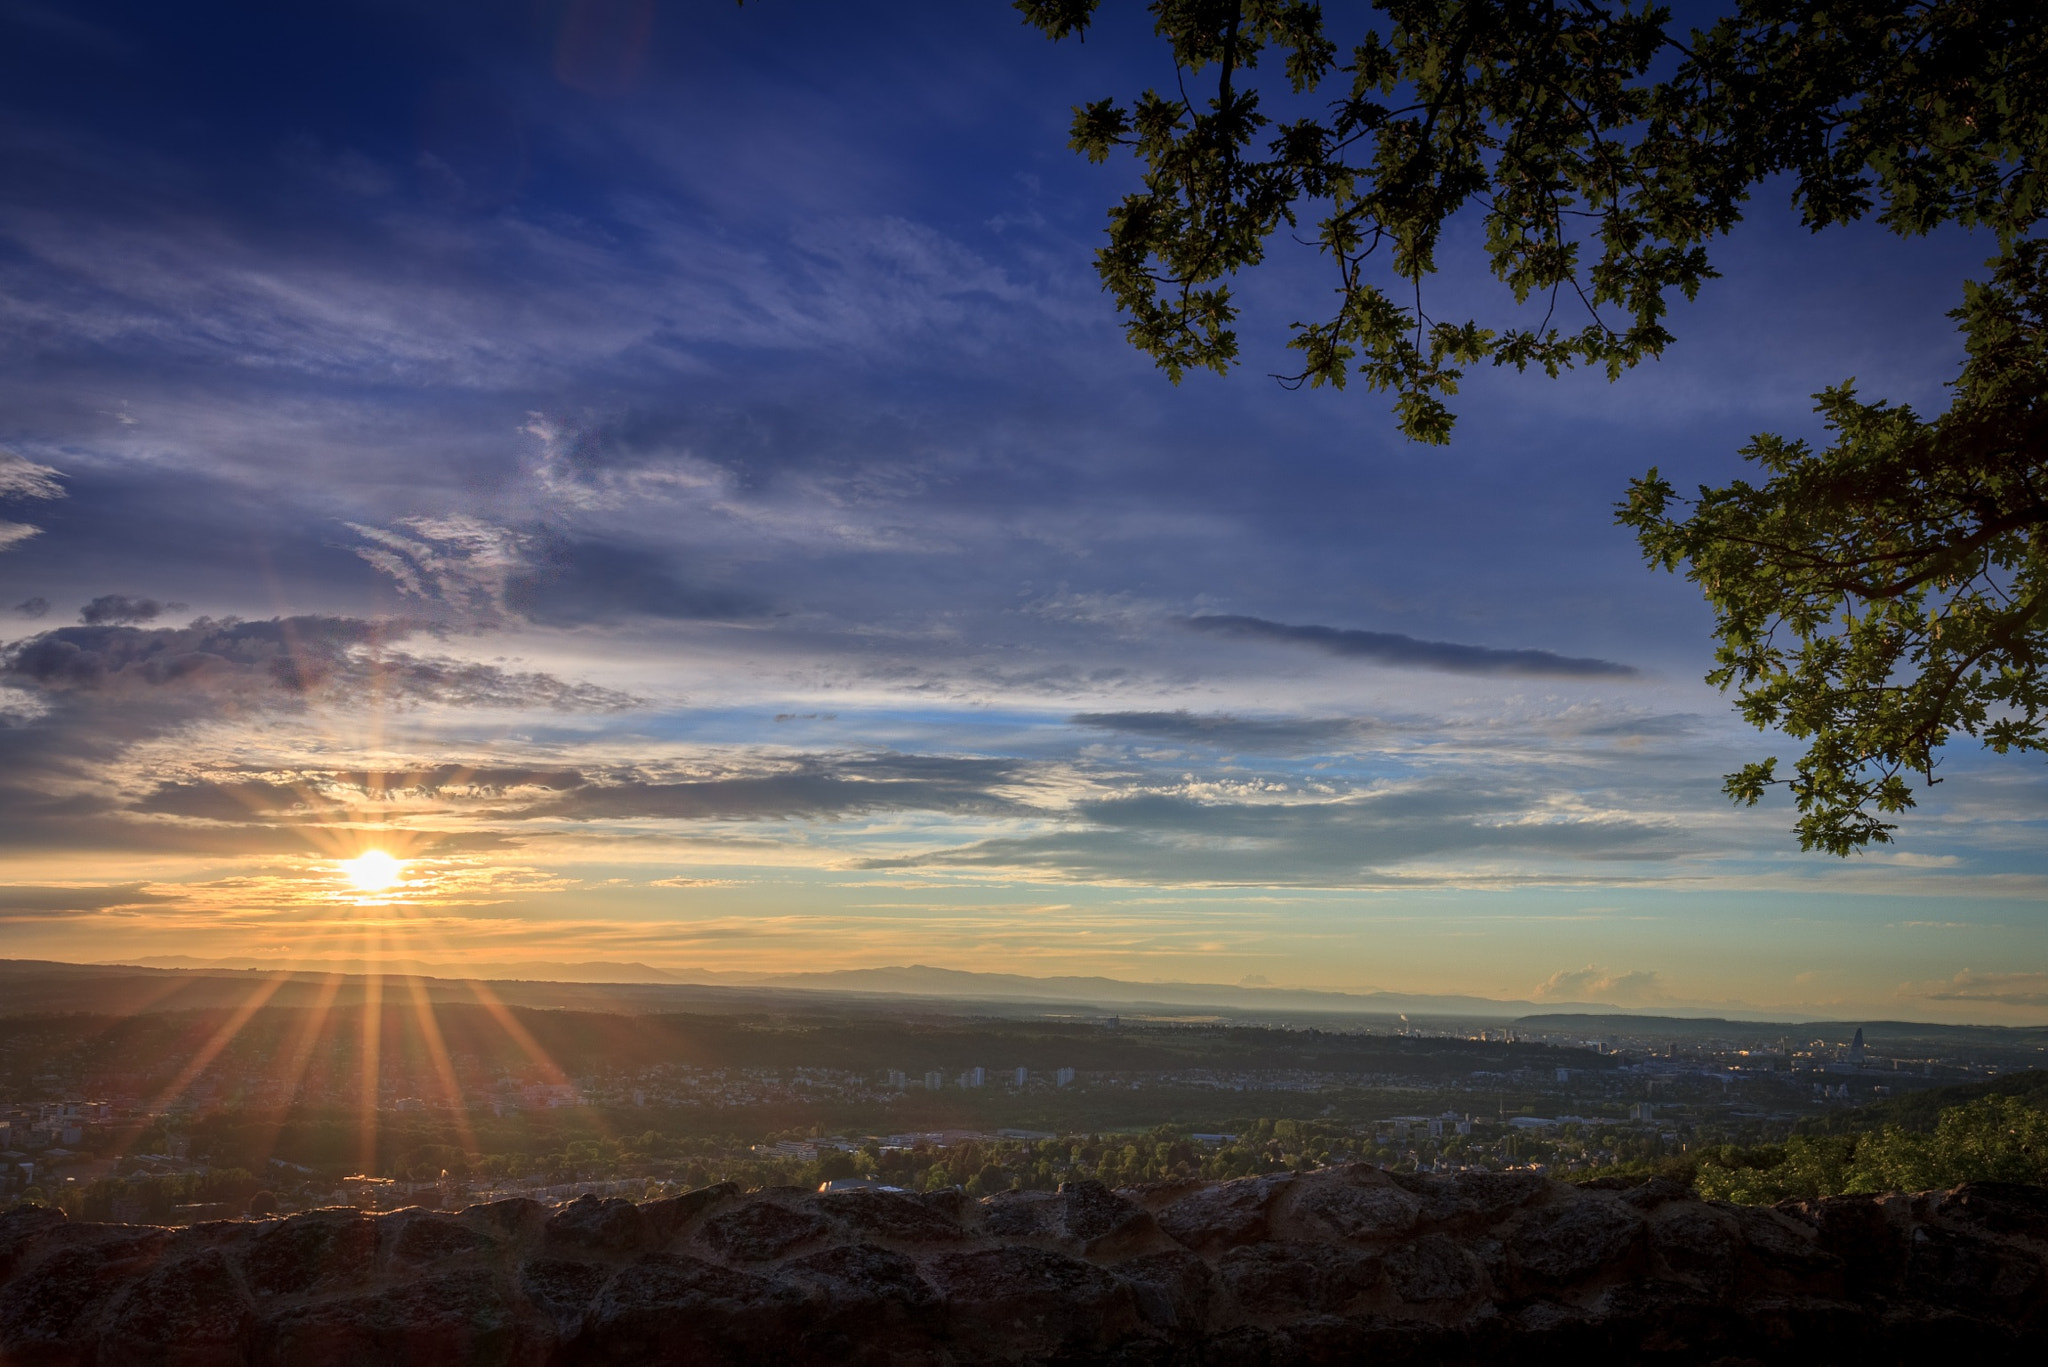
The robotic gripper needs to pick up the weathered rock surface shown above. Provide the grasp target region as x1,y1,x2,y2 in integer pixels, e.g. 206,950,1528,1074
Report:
3,1167,2044,1365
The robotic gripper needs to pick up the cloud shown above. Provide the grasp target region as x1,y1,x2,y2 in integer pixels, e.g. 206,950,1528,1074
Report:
527,755,1033,823
1070,711,1376,752
124,756,1029,830
0,617,636,854
0,453,64,552
14,597,50,619
503,532,763,625
79,593,178,625
1180,615,1639,678
1907,969,2048,1008
862,780,1684,886
134,766,592,820
323,766,590,795
350,519,763,626
0,452,65,501
369,655,640,711
4,615,383,695
1573,714,1698,738
132,779,313,820
0,883,175,916
346,517,524,618
1531,964,1670,1005
0,616,634,710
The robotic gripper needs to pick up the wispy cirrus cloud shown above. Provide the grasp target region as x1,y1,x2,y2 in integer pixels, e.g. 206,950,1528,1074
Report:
0,450,64,553
348,517,765,627
0,451,64,502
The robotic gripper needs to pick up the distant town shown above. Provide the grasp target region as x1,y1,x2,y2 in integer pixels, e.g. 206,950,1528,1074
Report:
5,975,2037,1222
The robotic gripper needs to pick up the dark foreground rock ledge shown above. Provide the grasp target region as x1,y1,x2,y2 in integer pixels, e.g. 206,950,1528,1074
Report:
4,1166,2045,1365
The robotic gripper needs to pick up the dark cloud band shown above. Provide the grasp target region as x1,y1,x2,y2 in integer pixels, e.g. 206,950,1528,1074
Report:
1070,710,1374,751
0,883,174,916
1179,615,1639,679
79,593,178,626
1,616,636,710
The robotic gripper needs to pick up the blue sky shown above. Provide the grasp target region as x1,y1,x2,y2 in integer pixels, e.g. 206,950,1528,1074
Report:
0,0,2042,1022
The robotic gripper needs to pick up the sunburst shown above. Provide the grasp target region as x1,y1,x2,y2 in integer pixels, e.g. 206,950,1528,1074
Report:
340,849,405,893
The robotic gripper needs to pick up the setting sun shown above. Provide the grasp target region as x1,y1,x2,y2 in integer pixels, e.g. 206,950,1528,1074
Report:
340,850,405,893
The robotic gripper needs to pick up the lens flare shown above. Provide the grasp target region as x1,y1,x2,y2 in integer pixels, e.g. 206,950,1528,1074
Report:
341,850,405,893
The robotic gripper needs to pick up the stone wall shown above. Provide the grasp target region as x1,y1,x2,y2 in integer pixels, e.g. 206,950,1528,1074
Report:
2,1164,2044,1364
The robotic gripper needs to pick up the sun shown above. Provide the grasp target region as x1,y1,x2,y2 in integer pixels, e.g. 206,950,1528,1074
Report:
340,850,405,893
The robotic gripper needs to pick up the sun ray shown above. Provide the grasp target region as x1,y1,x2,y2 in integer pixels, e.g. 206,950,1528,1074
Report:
356,922,384,1174
397,905,590,1102
272,969,346,1092
229,911,361,1170
456,976,574,1088
366,898,614,1164
401,972,478,1164
123,968,296,1152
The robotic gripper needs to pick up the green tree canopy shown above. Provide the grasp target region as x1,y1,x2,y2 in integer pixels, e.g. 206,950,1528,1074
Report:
1019,0,2044,439
1695,1096,2048,1201
1021,1,2047,849
1621,243,2048,853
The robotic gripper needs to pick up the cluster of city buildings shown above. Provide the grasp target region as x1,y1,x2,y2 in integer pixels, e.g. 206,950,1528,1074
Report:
877,1067,1079,1091
0,1099,112,1151
0,1099,120,1199
540,1063,1092,1110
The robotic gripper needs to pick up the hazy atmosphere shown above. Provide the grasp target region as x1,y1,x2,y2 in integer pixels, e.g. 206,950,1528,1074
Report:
1,0,2042,1023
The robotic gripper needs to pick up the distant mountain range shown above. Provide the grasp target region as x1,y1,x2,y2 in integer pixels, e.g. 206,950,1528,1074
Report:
130,955,706,986
122,954,1783,1021
5,957,2037,1052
